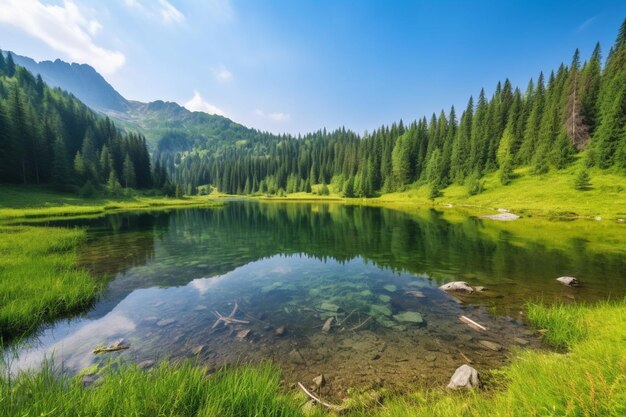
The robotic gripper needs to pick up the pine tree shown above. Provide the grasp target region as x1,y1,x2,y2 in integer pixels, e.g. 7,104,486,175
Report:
499,158,514,185
5,52,15,77
51,136,71,190
122,153,136,188
574,169,592,190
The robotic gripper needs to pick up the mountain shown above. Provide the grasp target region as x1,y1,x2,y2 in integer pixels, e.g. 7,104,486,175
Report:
7,52,129,113
3,51,264,153
0,55,155,191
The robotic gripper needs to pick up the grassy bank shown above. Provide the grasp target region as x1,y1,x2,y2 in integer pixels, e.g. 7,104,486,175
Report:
254,165,626,220
2,300,624,416
0,185,223,339
0,226,97,340
0,185,221,220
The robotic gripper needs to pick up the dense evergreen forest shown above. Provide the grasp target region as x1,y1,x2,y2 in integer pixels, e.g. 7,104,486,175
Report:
0,52,169,195
161,20,626,197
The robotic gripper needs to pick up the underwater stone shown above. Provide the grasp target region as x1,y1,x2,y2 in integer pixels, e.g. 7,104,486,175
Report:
378,294,391,303
478,340,502,351
369,304,392,317
383,284,397,292
289,349,305,364
439,281,474,293
392,311,424,324
319,302,341,312
556,276,579,287
312,374,326,388
156,318,176,327
137,360,155,369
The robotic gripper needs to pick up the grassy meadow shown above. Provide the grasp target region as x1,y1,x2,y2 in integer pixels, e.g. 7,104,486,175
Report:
0,226,97,340
258,161,626,220
0,185,222,220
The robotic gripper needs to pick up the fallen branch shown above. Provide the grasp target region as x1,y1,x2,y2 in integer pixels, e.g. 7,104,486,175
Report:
458,350,472,363
211,302,250,329
348,315,373,332
337,309,358,326
460,315,488,332
322,317,334,332
297,382,344,412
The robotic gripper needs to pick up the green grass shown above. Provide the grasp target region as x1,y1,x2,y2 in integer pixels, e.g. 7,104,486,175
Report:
2,300,625,416
0,361,315,417
0,185,221,220
0,226,98,340
370,163,626,220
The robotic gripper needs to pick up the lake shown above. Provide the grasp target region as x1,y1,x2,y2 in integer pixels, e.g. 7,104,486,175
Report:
6,201,626,397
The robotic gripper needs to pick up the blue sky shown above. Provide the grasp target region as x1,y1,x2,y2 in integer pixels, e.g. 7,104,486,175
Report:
0,1,625,134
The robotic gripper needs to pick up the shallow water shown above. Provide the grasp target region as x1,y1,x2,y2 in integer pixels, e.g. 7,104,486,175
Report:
6,201,626,397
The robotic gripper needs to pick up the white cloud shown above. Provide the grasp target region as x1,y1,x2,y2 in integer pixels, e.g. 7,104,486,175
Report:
0,0,125,74
578,15,599,32
212,64,233,82
184,91,226,116
123,0,185,25
269,112,290,121
253,109,290,122
158,0,184,24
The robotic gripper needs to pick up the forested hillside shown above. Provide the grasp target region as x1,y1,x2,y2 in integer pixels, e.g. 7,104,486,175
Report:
0,52,169,194
163,20,626,197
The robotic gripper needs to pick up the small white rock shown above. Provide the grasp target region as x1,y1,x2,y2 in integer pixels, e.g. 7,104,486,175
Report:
556,276,579,287
447,364,481,390
440,281,474,293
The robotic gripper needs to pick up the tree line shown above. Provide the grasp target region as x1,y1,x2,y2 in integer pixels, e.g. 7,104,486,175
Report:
161,20,626,197
0,52,171,195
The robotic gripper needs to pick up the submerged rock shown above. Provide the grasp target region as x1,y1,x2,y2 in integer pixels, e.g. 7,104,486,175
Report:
378,294,391,303
478,340,502,352
392,311,424,324
383,284,397,292
236,329,251,340
513,337,529,346
156,318,176,327
192,345,208,355
137,360,155,369
439,281,474,293
289,349,305,365
447,364,481,390
319,302,340,312
275,325,286,336
312,374,326,388
556,276,580,287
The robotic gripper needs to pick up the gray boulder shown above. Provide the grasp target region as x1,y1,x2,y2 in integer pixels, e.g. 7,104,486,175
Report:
439,281,474,293
447,364,481,390
556,276,579,287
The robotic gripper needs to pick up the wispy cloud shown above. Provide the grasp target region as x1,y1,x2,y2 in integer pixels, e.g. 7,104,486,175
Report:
159,0,184,24
253,109,291,122
578,15,600,32
184,91,226,116
0,0,125,74
123,0,185,25
212,64,233,82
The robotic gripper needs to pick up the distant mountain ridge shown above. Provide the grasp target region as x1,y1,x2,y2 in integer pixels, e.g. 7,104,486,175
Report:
3,51,263,152
7,52,129,113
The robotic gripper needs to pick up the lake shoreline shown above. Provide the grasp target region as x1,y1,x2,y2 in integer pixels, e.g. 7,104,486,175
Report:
1,190,625,416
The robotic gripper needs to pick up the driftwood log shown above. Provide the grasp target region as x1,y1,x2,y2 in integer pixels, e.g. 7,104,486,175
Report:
211,302,250,329
297,382,344,412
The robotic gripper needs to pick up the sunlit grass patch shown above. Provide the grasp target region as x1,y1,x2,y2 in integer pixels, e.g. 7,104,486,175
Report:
0,226,97,339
